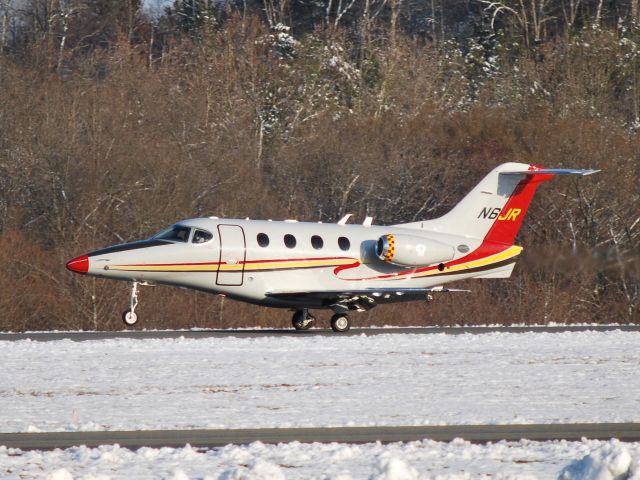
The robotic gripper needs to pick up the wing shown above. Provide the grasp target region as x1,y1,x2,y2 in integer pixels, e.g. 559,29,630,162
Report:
265,287,469,311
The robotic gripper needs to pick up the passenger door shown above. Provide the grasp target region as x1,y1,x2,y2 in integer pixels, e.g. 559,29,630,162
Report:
216,225,246,286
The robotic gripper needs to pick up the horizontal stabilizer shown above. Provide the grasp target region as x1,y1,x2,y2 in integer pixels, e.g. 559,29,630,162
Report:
500,168,599,176
472,261,516,279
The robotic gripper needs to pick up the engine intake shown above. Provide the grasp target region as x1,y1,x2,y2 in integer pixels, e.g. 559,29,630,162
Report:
376,233,455,267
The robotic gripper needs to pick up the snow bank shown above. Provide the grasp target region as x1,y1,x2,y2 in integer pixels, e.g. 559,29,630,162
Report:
219,458,286,480
559,440,640,480
46,469,73,480
370,457,418,480
3,439,640,479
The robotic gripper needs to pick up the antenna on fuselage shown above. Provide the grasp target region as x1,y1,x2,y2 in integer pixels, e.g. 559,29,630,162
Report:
337,214,353,225
363,216,373,227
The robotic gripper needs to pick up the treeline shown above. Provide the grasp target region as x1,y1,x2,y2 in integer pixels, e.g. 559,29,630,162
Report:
0,0,638,331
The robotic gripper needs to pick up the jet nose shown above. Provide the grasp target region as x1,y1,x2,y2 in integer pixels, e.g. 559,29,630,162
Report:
66,255,89,274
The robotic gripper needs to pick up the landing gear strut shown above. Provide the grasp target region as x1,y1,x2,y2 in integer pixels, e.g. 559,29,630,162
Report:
122,281,140,327
292,309,315,330
330,313,351,333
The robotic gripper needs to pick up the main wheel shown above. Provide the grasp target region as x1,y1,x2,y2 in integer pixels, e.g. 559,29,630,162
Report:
330,314,351,332
292,310,314,330
122,309,138,326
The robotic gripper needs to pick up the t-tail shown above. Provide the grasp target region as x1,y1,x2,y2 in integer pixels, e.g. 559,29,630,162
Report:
415,162,598,244
401,162,598,279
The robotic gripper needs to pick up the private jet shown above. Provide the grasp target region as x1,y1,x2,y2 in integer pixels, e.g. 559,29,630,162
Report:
66,162,597,331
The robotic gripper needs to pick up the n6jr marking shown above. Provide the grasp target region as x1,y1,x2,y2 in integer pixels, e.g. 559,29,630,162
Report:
478,207,522,221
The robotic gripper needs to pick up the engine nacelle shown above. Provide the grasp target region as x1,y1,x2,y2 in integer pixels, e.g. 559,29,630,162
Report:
376,233,455,267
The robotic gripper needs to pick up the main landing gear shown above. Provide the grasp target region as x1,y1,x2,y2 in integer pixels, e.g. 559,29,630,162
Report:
291,309,352,332
122,281,140,327
292,309,315,330
330,313,351,333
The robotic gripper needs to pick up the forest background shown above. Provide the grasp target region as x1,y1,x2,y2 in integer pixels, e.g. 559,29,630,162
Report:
0,0,639,331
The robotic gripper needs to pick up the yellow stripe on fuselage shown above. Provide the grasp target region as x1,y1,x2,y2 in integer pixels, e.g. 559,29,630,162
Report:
411,245,522,278
243,258,356,270
109,264,218,272
108,257,357,273
107,247,521,276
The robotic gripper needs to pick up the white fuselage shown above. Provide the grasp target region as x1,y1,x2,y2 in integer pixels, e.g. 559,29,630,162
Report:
81,217,520,309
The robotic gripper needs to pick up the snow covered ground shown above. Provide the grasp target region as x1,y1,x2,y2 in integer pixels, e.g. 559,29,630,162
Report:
3,439,640,479
2,329,640,479
1,330,639,432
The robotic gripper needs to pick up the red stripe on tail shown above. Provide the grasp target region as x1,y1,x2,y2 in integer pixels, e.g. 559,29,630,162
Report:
483,172,554,246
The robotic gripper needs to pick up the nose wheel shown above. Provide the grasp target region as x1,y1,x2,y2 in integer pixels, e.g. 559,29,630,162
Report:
122,281,140,327
122,309,138,326
330,313,351,332
292,309,315,330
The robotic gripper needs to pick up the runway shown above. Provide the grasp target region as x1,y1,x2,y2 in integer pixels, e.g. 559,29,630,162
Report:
2,424,640,450
2,325,639,342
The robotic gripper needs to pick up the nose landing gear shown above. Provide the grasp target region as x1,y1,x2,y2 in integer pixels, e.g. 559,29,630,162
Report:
292,309,315,330
122,281,140,327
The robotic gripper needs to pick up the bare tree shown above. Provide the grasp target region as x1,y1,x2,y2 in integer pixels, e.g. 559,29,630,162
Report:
0,0,9,47
560,0,581,32
263,0,289,27
389,0,402,46
325,0,358,28
479,0,557,46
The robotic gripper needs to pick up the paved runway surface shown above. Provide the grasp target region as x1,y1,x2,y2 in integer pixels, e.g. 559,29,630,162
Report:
2,424,640,450
2,325,639,342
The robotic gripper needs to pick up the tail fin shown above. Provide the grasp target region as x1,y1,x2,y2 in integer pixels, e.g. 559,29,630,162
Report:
418,163,598,245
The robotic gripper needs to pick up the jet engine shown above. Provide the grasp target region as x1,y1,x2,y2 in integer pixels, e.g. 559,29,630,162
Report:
376,233,455,267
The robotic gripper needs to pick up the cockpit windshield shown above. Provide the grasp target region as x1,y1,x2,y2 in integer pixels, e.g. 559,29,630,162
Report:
152,225,192,243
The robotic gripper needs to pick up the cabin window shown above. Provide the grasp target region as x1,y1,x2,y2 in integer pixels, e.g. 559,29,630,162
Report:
284,234,297,249
311,235,324,250
152,225,191,243
257,233,269,247
192,229,213,244
338,236,350,251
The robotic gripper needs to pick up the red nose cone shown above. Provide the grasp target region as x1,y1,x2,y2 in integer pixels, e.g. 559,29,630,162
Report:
66,255,89,274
